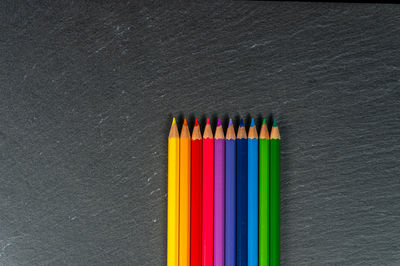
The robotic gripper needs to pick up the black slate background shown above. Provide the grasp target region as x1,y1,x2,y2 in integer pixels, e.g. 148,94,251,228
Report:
1,1,400,265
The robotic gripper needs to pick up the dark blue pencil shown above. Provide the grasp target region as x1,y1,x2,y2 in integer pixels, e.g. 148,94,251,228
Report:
236,119,248,266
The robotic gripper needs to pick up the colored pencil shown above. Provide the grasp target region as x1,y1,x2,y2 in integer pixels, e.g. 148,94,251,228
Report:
259,119,270,266
270,119,281,266
214,118,225,266
248,118,259,266
225,118,236,266
236,119,248,266
168,118,179,266
202,118,214,266
179,118,191,266
191,118,202,266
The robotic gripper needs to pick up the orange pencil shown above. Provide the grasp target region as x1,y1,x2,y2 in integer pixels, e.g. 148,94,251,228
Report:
179,118,191,266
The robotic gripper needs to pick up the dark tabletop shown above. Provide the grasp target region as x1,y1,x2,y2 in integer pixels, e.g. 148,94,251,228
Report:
1,1,400,265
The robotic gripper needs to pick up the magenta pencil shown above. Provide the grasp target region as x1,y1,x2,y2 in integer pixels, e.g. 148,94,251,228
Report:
214,118,225,266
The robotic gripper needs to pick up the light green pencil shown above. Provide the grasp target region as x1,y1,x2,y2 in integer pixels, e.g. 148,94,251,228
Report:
259,119,270,266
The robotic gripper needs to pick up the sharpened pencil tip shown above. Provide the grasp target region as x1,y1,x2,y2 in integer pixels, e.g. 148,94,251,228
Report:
183,118,187,126
217,118,221,127
172,117,176,125
273,118,278,127
250,118,255,127
228,118,233,126
206,118,210,125
240,119,244,127
262,118,267,125
195,118,199,126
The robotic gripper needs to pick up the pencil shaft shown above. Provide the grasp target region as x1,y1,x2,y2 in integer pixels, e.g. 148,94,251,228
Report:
214,138,225,266
270,139,280,266
259,138,270,266
168,137,179,266
179,136,191,266
225,139,236,266
236,138,248,266
202,138,214,266
191,139,202,266
248,138,259,266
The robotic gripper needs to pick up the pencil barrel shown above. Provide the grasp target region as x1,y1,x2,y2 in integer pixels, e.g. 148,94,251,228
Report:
248,138,259,266
167,138,179,266
236,138,248,266
202,138,214,266
191,139,202,266
179,137,191,266
259,138,270,266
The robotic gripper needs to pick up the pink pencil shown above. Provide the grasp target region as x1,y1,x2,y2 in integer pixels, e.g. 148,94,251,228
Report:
202,118,214,266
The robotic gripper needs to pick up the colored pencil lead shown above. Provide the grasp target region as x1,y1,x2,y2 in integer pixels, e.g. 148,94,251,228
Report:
195,118,199,126
228,118,233,127
240,119,244,127
250,117,255,127
262,118,267,125
273,118,277,127
206,118,210,125
217,118,221,127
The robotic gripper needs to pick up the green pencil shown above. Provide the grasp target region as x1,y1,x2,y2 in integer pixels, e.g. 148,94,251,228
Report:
270,119,281,266
259,119,270,266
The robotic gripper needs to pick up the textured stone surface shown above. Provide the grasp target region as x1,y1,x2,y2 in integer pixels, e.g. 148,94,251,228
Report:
1,1,400,265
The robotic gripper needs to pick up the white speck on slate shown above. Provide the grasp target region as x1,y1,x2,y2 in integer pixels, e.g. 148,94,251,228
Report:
150,188,160,195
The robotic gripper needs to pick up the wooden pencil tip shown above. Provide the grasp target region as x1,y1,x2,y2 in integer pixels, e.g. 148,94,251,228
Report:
195,118,199,126
183,118,188,126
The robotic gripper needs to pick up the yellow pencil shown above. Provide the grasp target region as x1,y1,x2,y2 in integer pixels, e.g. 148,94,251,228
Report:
179,118,191,266
168,118,179,266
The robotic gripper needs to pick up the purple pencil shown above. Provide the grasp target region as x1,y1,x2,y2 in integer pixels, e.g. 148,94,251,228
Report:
214,118,225,266
225,118,236,266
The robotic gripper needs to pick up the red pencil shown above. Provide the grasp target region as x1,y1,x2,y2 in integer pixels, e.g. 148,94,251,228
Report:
202,118,214,266
191,118,202,266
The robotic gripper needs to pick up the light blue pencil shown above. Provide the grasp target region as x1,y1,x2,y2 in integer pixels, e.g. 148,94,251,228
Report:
248,118,259,266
